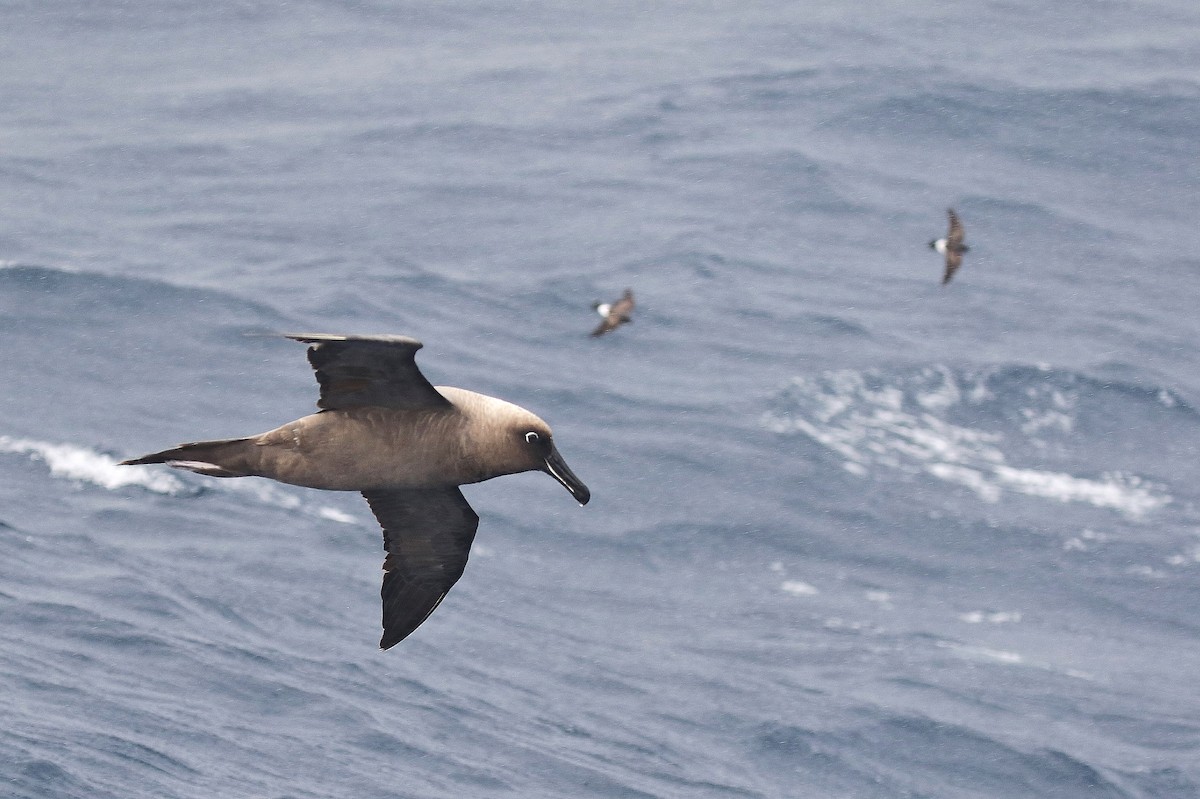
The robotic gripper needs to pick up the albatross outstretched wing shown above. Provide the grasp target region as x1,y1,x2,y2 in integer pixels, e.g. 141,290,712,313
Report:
285,333,451,411
361,487,480,649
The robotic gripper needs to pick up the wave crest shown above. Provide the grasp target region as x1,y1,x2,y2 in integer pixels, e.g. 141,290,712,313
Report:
762,365,1172,517
0,436,185,494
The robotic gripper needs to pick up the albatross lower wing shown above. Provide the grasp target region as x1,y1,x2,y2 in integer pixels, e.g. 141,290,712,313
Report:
361,487,480,649
285,334,451,411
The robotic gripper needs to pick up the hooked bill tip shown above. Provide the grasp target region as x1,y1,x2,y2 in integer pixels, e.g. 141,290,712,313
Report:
543,450,590,506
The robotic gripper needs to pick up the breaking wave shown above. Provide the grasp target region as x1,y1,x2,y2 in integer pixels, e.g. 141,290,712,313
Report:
0,435,185,495
0,435,358,524
761,364,1174,517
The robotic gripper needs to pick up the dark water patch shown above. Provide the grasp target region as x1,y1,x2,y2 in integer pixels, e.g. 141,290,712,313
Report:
345,120,535,153
85,731,199,778
0,263,282,330
1090,714,1200,751
75,624,176,655
4,757,112,799
349,729,431,760
828,81,1200,176
5,2,282,31
72,141,237,181
663,149,860,215
0,156,71,188
1117,766,1200,798
802,313,872,338
748,722,909,798
847,714,1129,798
708,67,827,106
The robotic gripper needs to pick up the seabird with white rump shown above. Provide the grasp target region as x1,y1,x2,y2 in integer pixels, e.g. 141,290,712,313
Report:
122,334,590,649
929,208,970,285
591,288,635,337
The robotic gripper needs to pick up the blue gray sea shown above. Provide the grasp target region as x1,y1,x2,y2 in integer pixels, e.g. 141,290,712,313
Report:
3,2,1200,797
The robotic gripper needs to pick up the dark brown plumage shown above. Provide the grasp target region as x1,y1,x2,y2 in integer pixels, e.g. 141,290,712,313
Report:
122,334,590,649
930,208,970,284
591,288,635,337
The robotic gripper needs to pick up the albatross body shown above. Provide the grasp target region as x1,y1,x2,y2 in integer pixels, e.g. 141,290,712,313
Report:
122,334,590,649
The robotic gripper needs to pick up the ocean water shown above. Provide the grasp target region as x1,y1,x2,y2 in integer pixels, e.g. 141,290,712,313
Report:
3,1,1200,796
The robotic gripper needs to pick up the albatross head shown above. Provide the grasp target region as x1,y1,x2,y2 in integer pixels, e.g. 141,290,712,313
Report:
517,422,591,506
458,389,591,505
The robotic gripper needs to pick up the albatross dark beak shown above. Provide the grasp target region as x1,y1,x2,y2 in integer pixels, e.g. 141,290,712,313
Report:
543,443,590,506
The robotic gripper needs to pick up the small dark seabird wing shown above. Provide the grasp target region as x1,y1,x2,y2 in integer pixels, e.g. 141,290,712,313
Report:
285,333,451,411
946,208,966,250
362,487,480,649
590,317,616,337
942,249,963,285
942,209,966,284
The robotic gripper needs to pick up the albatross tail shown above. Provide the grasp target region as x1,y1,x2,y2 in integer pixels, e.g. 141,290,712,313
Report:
120,437,257,478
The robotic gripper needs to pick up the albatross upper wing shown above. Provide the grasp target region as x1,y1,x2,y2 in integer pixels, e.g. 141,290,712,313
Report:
285,333,451,411
362,487,480,649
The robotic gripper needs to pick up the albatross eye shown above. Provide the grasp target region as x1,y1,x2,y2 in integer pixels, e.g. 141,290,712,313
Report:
525,431,540,445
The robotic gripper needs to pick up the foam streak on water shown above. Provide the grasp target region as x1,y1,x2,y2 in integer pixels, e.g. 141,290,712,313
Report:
0,435,184,495
762,367,1172,517
0,434,358,524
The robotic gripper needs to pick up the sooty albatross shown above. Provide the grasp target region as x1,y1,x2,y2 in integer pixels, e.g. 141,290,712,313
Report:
122,334,590,649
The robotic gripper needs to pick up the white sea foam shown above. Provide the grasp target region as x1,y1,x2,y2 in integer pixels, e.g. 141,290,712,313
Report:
182,474,366,524
781,580,818,596
914,365,961,411
992,466,1165,515
0,435,185,494
762,367,1170,517
943,643,1025,665
222,477,303,510
959,610,1022,624
317,506,358,524
865,591,894,610
0,434,367,525
936,640,1095,681
926,463,1002,503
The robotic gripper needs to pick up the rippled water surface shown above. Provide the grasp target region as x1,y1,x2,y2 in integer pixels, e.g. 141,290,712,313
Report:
3,2,1200,797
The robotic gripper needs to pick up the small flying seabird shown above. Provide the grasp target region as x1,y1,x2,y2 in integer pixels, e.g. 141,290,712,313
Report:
929,208,970,285
591,288,635,337
122,334,590,649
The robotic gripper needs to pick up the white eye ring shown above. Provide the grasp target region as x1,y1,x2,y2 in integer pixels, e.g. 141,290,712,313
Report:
525,431,540,444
